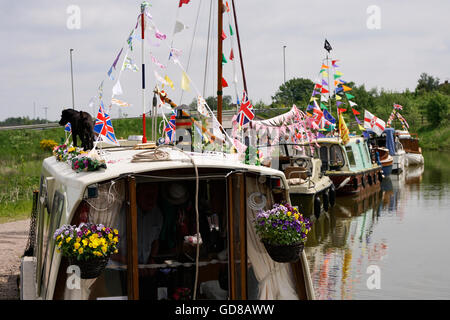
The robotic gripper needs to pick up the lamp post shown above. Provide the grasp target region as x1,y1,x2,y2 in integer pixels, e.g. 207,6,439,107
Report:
283,45,286,84
70,49,75,109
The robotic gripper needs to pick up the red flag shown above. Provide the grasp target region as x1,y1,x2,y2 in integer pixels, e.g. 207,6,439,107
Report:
321,87,329,94
179,0,190,7
352,108,360,115
225,1,231,12
229,48,234,61
221,30,227,40
222,77,228,88
338,108,347,114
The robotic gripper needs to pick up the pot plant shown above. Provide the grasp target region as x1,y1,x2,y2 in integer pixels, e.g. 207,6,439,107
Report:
54,223,120,279
254,203,312,263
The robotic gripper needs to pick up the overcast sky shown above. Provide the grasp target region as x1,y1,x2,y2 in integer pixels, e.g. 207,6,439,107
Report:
1,0,449,121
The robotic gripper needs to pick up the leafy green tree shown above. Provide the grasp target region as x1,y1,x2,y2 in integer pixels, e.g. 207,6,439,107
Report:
424,91,449,126
271,78,314,108
416,73,440,94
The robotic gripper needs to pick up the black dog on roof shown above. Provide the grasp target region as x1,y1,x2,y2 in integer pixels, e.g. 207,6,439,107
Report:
58,109,94,151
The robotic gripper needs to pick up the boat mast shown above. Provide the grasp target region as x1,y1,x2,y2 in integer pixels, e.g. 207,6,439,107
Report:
141,3,147,143
231,0,248,94
217,0,224,125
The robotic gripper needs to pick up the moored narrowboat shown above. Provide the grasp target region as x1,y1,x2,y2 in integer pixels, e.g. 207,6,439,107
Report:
315,136,383,195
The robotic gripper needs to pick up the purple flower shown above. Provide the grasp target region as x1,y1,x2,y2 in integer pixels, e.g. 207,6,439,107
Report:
282,226,287,230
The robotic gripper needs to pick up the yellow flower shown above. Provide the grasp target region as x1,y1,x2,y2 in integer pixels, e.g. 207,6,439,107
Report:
101,246,107,253
113,236,119,243
56,235,61,241
113,229,118,235
114,249,118,254
287,211,292,217
58,241,63,247
294,213,299,220
78,247,84,254
76,237,81,243
82,239,88,247
108,233,113,240
66,237,72,243
74,242,80,250
68,147,75,152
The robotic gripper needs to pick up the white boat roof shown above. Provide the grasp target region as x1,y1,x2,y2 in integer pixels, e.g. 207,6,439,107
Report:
42,146,286,192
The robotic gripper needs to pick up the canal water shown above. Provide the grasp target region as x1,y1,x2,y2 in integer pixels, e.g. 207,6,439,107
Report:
304,150,450,299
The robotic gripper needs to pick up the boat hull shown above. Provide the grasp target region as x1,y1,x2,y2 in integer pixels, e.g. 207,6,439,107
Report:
405,152,424,166
289,178,334,217
382,164,393,177
392,152,406,174
327,167,383,196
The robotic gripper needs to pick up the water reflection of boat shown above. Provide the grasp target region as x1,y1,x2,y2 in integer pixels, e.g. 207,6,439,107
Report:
405,164,424,185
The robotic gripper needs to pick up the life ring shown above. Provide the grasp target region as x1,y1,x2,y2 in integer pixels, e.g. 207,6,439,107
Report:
314,196,321,219
323,190,330,212
329,184,336,207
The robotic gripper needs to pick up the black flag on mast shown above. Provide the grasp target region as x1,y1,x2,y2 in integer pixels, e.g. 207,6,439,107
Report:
324,39,332,53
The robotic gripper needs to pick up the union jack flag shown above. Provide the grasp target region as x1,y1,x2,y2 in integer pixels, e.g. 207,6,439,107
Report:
393,103,403,110
64,122,71,132
164,111,176,143
94,104,120,146
236,91,255,127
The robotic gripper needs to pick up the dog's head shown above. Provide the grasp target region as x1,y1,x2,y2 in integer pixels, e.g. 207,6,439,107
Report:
58,109,73,126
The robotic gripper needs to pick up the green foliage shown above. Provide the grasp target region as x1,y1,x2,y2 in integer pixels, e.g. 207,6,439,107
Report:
188,95,235,110
271,78,314,108
423,91,449,127
0,116,49,127
416,72,440,94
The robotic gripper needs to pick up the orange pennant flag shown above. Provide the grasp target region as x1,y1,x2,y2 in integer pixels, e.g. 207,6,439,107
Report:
321,64,329,69
342,85,352,92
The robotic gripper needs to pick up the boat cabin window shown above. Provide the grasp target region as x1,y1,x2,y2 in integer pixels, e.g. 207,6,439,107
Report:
319,146,329,172
345,146,356,168
329,145,344,169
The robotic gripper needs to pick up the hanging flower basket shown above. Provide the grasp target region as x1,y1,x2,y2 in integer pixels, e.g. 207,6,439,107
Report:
255,203,312,263
68,256,110,279
54,223,120,279
262,241,304,263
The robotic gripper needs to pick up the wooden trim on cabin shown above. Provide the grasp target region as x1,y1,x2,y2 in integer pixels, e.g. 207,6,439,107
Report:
227,175,236,300
126,176,139,300
291,259,308,300
239,173,247,300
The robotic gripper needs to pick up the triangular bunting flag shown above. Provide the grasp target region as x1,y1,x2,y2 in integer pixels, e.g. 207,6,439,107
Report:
335,95,342,101
342,85,352,92
345,93,355,100
181,71,190,91
229,48,234,60
321,87,329,94
221,30,227,40
222,77,229,88
320,102,328,110
229,24,234,36
222,53,228,64
349,101,358,107
164,75,175,90
352,108,360,115
321,64,329,69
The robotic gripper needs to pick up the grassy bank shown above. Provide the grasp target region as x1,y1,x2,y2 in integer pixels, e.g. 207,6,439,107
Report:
0,118,149,222
416,121,450,151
